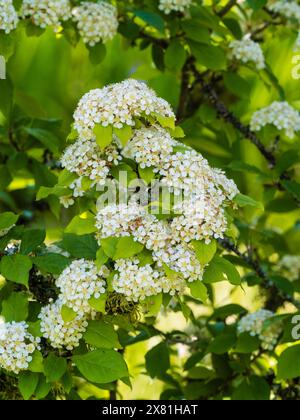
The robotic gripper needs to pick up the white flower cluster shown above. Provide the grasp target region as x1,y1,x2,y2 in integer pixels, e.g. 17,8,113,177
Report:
73,79,175,138
0,321,40,374
229,38,266,70
250,101,300,138
154,243,203,282
113,258,186,302
72,1,118,47
171,195,228,243
60,137,122,206
56,259,109,316
270,1,300,21
95,203,171,252
61,138,121,186
238,309,281,350
277,255,300,281
39,299,88,350
0,0,18,34
123,125,177,171
159,0,192,15
71,80,238,302
21,0,72,32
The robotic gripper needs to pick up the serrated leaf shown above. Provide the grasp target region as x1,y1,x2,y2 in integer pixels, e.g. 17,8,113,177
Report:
192,239,217,266
94,124,113,150
84,320,121,349
61,305,77,323
73,349,128,384
0,255,32,287
44,353,67,383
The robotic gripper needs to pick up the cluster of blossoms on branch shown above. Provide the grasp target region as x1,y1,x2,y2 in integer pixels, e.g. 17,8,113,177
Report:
21,0,72,33
0,320,40,374
269,0,300,22
250,101,300,138
277,255,300,281
238,310,282,351
71,1,118,46
0,0,18,34
1,0,119,46
61,79,239,303
0,80,239,372
158,0,193,15
229,38,266,70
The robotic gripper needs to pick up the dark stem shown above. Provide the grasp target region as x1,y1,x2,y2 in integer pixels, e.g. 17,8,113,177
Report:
217,0,238,17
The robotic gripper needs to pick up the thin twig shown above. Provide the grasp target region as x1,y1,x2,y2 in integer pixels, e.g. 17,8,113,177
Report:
217,0,238,17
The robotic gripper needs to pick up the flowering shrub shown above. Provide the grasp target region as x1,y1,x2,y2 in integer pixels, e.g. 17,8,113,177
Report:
0,0,300,402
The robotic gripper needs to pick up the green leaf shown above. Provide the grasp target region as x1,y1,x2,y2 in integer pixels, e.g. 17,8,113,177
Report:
73,349,128,384
0,255,32,287
96,248,109,268
232,376,270,400
281,180,300,200
234,193,264,210
88,43,106,65
145,342,170,378
33,254,70,275
36,185,71,201
18,372,39,400
189,281,208,302
65,214,97,235
134,10,165,32
20,229,46,255
235,333,260,354
59,234,98,259
181,20,210,43
84,320,121,349
34,375,51,400
138,165,156,184
208,334,236,354
192,239,217,266
61,305,77,323
2,292,28,322
223,72,251,99
165,40,186,71
203,256,241,285
114,125,132,147
94,124,113,150
156,115,176,130
144,294,163,317
0,212,18,231
88,294,107,313
23,127,61,154
246,0,267,10
277,345,300,380
44,353,67,383
28,351,44,373
189,41,227,70
57,169,78,187
101,236,144,260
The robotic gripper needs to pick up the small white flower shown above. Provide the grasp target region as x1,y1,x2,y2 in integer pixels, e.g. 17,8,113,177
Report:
56,259,109,316
270,1,300,21
72,1,118,47
39,299,88,350
250,101,300,138
0,321,40,374
159,0,192,15
277,255,300,281
0,0,18,34
21,0,72,32
238,310,281,351
113,258,186,302
229,37,266,70
73,79,175,139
